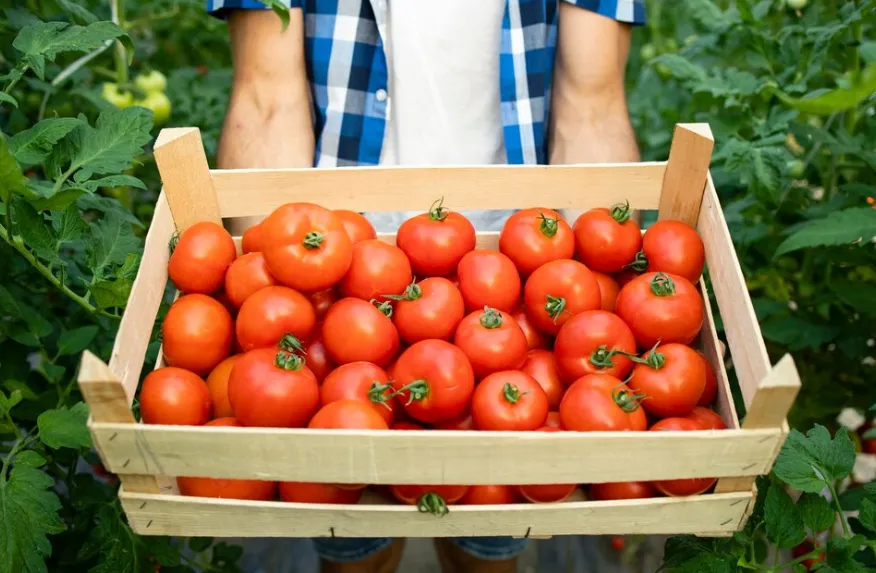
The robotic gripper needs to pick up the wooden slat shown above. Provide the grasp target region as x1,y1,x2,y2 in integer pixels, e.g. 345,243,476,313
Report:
659,124,714,225
78,352,160,494
209,163,668,218
91,423,783,484
153,127,221,229
698,279,741,432
109,192,173,403
697,175,771,408
119,489,752,537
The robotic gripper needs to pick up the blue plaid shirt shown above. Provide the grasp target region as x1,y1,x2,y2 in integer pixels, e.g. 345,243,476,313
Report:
209,0,644,167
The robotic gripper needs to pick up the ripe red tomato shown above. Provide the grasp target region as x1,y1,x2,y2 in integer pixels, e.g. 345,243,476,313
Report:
544,411,562,429
610,536,626,552
684,406,726,430
334,209,377,245
472,371,549,431
212,289,237,317
521,349,563,410
453,307,528,379
642,220,705,283
592,271,620,312
392,340,475,424
628,343,706,417
279,482,364,504
303,331,335,382
590,481,657,501
261,202,353,292
169,222,236,294
614,268,642,288
163,294,233,375
560,374,647,432
456,250,521,312
338,239,413,301
242,222,264,253
391,278,465,343
308,288,338,321
698,351,718,406
792,541,825,571
178,418,278,500
309,399,389,430
321,362,396,426
615,272,704,348
433,411,475,430
236,286,316,351
390,484,470,511
396,201,476,277
227,348,319,427
391,421,425,430
510,306,551,350
524,259,601,335
322,298,399,367
224,252,279,308
553,311,636,383
650,417,716,496
461,485,520,505
140,367,212,425
572,203,642,273
206,355,240,419
498,208,575,276
517,428,577,502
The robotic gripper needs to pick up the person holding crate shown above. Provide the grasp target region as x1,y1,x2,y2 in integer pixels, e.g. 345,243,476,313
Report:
208,0,644,571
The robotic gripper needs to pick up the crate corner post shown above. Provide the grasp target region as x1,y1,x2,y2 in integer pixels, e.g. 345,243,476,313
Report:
153,127,221,230
659,123,715,225
77,350,161,494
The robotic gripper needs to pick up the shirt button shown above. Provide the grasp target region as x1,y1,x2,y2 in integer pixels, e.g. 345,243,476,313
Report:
375,89,388,102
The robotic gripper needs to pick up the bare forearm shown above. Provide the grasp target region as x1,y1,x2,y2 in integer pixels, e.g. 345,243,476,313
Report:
548,96,640,164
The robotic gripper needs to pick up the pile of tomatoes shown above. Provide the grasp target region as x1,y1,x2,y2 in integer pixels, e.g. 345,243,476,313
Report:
140,199,726,511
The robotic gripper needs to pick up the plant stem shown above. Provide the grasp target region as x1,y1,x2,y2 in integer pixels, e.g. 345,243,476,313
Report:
110,0,128,84
828,480,852,537
767,548,825,572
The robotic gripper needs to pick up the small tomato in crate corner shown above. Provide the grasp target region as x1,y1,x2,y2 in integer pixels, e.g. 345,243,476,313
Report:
615,272,704,349
498,207,574,276
553,310,636,383
471,370,549,431
163,294,233,375
454,307,528,379
396,199,476,277
627,343,706,418
649,417,716,496
559,373,647,432
322,298,399,367
641,220,705,284
572,202,642,273
339,239,412,301
140,367,212,426
390,278,465,343
683,406,726,430
457,249,521,312
169,221,237,295
524,259,601,335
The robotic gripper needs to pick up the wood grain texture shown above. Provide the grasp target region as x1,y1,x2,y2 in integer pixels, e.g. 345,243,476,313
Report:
108,192,173,403
153,127,221,229
697,175,771,408
92,423,783,484
209,163,667,218
119,489,753,538
659,124,714,225
699,279,741,432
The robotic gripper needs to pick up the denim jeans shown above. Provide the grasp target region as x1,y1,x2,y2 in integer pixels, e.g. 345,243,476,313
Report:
312,537,530,563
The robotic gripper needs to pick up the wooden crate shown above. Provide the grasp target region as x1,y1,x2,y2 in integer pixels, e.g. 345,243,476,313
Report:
78,123,801,538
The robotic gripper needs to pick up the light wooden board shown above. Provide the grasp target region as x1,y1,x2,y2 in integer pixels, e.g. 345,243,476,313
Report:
209,163,667,218
154,128,221,229
91,423,782,484
119,489,753,538
658,124,714,226
698,279,741,431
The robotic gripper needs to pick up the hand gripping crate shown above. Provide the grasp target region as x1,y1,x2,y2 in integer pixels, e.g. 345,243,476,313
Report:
78,123,801,539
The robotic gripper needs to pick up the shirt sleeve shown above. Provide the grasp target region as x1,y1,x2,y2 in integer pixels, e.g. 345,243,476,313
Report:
563,0,646,25
207,0,302,19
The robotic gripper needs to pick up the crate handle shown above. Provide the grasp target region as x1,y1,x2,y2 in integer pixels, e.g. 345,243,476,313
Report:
154,127,221,231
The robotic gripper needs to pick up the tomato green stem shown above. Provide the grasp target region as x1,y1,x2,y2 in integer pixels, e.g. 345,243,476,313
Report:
544,295,567,323
612,384,647,412
279,334,305,354
428,197,449,222
628,342,666,369
480,307,503,329
367,382,394,410
590,345,624,369
609,201,632,224
537,213,559,238
502,382,529,404
384,281,422,301
303,231,324,249
649,272,675,296
168,232,179,253
391,380,430,405
274,351,305,371
626,250,648,272
417,492,449,516
370,299,394,318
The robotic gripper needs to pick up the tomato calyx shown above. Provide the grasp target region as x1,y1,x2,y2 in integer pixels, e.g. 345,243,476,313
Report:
168,232,180,253
502,382,529,404
544,295,567,322
626,251,648,272
370,299,394,318
385,281,422,301
417,492,449,516
612,384,647,412
480,307,503,329
590,345,625,369
628,343,667,370
609,201,632,224
367,382,394,409
428,197,450,222
537,213,560,238
649,273,676,297
391,379,430,405
279,334,305,353
303,231,324,249
274,350,305,371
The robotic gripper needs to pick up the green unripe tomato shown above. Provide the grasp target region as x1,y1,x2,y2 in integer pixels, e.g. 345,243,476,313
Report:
134,70,168,94
102,82,133,108
787,159,806,178
665,38,679,53
656,63,672,80
640,43,657,61
135,91,172,125
684,35,698,47
787,0,807,9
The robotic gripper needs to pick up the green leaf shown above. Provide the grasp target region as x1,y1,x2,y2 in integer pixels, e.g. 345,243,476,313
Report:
188,537,213,552
764,483,806,548
773,425,856,493
37,402,91,449
55,0,99,24
211,542,244,566
760,317,840,350
87,217,141,278
30,186,87,211
684,0,734,32
829,280,876,316
79,504,161,573
67,106,153,182
864,428,876,439
862,42,876,65
52,205,89,247
0,135,29,204
12,21,128,80
11,199,63,268
860,499,876,534
81,174,146,192
0,285,53,340
651,53,708,82
57,325,99,356
76,193,143,227
798,493,835,533
773,65,876,115
14,450,47,469
774,208,876,257
840,482,876,512
0,389,23,416
88,253,138,309
262,0,291,31
9,118,83,166
0,92,19,109
823,535,869,573
660,536,736,573
0,466,65,573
